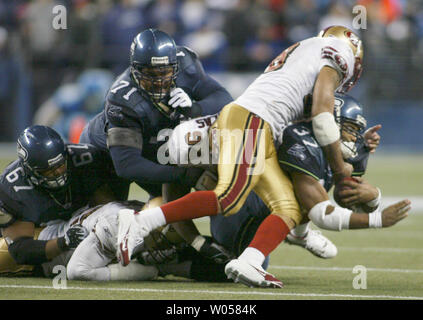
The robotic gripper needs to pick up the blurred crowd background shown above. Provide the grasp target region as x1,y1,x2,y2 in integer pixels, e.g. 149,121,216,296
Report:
0,0,422,151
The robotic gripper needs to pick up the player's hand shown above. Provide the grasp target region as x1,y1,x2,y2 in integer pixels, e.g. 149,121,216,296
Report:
169,88,192,109
364,124,381,154
382,199,411,227
64,224,89,249
194,236,234,264
335,177,379,207
137,248,177,265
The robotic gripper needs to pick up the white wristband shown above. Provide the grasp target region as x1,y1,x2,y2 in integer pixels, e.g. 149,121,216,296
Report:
368,210,383,228
191,235,206,252
312,112,340,147
366,188,381,208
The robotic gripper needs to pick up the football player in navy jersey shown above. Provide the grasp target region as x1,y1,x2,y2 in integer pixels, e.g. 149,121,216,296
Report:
79,28,233,198
279,94,411,256
0,125,120,270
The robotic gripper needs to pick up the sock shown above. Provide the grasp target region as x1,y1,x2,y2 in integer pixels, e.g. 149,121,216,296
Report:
248,214,290,257
160,191,219,223
290,222,310,238
108,262,158,281
134,207,167,232
238,247,266,267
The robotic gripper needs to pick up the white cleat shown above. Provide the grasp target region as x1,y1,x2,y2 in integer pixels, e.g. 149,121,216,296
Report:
285,229,337,259
225,259,283,289
116,209,144,266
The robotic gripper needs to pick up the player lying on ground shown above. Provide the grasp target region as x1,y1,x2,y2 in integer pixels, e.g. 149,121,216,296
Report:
0,125,120,273
114,25,368,289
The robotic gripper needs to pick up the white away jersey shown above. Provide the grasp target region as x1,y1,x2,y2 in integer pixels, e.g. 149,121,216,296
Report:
234,36,355,147
167,114,218,167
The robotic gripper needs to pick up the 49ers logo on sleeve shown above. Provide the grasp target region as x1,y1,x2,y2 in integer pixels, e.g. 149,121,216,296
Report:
265,42,300,73
321,46,348,77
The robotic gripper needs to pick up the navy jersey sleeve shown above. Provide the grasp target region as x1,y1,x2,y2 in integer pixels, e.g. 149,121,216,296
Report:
175,47,233,117
348,143,370,176
278,124,328,181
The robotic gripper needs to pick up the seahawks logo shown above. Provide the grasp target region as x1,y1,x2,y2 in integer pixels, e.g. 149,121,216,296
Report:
17,141,28,161
287,144,307,161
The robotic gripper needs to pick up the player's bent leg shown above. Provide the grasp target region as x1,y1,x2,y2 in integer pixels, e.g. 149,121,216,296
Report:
214,103,268,216
286,222,337,259
225,154,302,288
67,233,113,281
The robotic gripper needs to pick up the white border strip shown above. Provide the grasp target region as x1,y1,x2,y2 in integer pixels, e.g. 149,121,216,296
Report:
0,285,422,300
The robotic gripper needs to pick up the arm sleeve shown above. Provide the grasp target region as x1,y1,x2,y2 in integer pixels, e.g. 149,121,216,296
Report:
109,146,185,184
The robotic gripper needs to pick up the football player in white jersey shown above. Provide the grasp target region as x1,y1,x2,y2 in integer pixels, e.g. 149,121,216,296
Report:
116,26,366,288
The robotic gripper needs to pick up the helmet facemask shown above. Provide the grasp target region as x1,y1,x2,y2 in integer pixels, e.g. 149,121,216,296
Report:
23,154,69,190
131,63,178,102
337,119,366,160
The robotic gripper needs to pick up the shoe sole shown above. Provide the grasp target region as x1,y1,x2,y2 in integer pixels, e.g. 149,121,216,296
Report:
225,262,283,289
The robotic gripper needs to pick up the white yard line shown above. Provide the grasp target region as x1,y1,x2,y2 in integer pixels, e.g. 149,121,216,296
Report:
337,246,423,253
0,284,422,300
269,265,423,273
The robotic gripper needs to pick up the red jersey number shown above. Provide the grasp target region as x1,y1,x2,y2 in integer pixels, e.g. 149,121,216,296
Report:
264,43,300,73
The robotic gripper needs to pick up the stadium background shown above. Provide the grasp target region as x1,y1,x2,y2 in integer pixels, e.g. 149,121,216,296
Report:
0,0,422,300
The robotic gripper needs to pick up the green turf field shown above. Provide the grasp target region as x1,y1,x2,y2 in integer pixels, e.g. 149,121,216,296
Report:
0,154,422,300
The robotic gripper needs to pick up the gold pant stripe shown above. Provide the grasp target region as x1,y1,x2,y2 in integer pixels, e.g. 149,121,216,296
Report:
218,113,264,214
213,103,302,226
217,112,254,202
221,117,265,214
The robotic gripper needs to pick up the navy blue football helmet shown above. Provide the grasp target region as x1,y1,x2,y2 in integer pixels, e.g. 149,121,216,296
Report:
17,125,68,189
334,93,367,159
130,28,178,102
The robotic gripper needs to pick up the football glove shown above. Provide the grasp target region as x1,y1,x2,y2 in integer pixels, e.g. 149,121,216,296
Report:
168,88,192,108
60,224,89,250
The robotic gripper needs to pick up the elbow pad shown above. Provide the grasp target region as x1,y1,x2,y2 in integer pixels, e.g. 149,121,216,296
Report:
107,127,143,150
312,112,340,146
308,200,352,231
8,237,48,265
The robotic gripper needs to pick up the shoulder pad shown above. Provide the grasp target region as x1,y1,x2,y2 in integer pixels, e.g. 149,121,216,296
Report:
278,123,326,181
176,46,200,73
177,46,199,59
105,103,142,128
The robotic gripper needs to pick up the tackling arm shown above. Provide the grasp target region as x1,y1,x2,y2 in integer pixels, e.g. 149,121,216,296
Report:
312,66,352,183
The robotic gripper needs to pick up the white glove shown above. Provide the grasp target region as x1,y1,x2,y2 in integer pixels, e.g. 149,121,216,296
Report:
168,88,192,108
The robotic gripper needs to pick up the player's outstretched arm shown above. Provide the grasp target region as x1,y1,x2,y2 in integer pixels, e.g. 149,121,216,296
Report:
291,172,410,231
312,66,352,183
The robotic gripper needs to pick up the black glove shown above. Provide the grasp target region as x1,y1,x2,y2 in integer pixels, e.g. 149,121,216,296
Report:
136,247,178,265
179,167,205,189
57,224,89,250
192,236,234,264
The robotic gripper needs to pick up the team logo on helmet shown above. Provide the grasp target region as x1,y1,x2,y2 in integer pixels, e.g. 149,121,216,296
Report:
344,31,360,48
17,141,28,161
